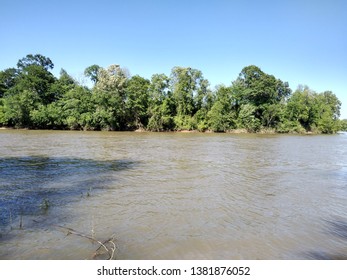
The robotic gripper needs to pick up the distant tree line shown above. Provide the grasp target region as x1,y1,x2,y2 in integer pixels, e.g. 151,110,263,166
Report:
0,54,344,133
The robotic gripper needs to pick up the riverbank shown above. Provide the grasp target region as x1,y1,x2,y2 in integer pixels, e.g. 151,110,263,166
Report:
0,126,337,135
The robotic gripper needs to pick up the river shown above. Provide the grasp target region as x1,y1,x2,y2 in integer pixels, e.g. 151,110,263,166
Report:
0,130,347,259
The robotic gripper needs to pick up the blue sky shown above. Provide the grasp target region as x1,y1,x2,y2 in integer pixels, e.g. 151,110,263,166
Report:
1,0,347,118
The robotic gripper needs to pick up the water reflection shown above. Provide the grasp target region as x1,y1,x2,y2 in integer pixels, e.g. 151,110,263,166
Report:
0,156,137,230
306,219,347,259
306,251,347,260
327,219,347,240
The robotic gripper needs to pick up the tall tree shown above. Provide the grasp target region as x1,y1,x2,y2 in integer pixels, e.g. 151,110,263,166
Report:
48,69,77,102
147,74,174,131
285,86,315,131
125,75,150,129
235,65,291,130
0,54,344,133
340,119,347,131
11,64,56,104
17,54,54,71
0,68,18,97
93,65,129,130
170,66,209,130
84,64,101,84
312,91,341,133
236,65,291,107
170,67,196,117
207,85,235,132
60,86,94,130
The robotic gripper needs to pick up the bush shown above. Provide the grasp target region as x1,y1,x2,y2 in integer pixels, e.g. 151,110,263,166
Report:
276,120,306,133
237,104,261,132
174,115,197,131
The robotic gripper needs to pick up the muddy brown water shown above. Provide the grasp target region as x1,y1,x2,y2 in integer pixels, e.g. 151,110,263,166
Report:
1,130,347,259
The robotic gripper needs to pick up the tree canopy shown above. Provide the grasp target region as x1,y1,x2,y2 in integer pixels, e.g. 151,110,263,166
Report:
0,54,343,133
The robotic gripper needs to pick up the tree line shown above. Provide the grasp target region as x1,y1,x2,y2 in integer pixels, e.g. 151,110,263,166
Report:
0,54,344,133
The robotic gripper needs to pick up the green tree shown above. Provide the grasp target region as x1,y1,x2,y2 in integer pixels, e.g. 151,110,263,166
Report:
7,55,57,105
147,99,175,131
147,74,174,131
1,89,41,127
237,104,261,132
312,91,341,133
0,98,5,125
125,75,150,129
235,65,291,129
60,86,94,130
170,67,195,117
148,73,170,104
194,88,215,131
317,91,341,120
285,86,315,131
0,68,18,97
48,69,77,103
207,85,235,132
236,65,291,106
170,66,209,130
283,86,341,133
30,102,65,129
261,103,283,128
17,54,54,71
14,65,56,104
93,65,129,130
84,64,101,84
0,55,344,134
340,119,347,131
0,54,57,127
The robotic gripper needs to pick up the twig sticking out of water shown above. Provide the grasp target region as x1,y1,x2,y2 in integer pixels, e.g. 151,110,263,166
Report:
9,210,13,230
56,225,117,260
7,209,23,230
19,214,23,229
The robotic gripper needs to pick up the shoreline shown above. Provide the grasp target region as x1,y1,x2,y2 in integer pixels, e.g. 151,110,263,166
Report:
0,126,338,135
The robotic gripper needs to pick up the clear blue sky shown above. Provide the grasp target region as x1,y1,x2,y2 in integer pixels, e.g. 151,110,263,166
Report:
1,0,347,118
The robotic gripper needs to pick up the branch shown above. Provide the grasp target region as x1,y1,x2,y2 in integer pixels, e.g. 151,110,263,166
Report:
56,225,117,260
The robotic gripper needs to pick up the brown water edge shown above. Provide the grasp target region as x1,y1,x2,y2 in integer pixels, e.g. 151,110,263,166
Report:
1,125,329,135
1,130,347,259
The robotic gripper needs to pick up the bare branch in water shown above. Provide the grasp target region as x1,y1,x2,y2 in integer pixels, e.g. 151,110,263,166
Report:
56,225,117,260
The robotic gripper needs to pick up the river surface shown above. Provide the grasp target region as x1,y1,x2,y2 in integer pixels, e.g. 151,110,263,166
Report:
0,130,347,259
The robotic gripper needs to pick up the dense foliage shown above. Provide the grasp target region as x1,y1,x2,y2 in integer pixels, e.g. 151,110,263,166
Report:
0,54,343,133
